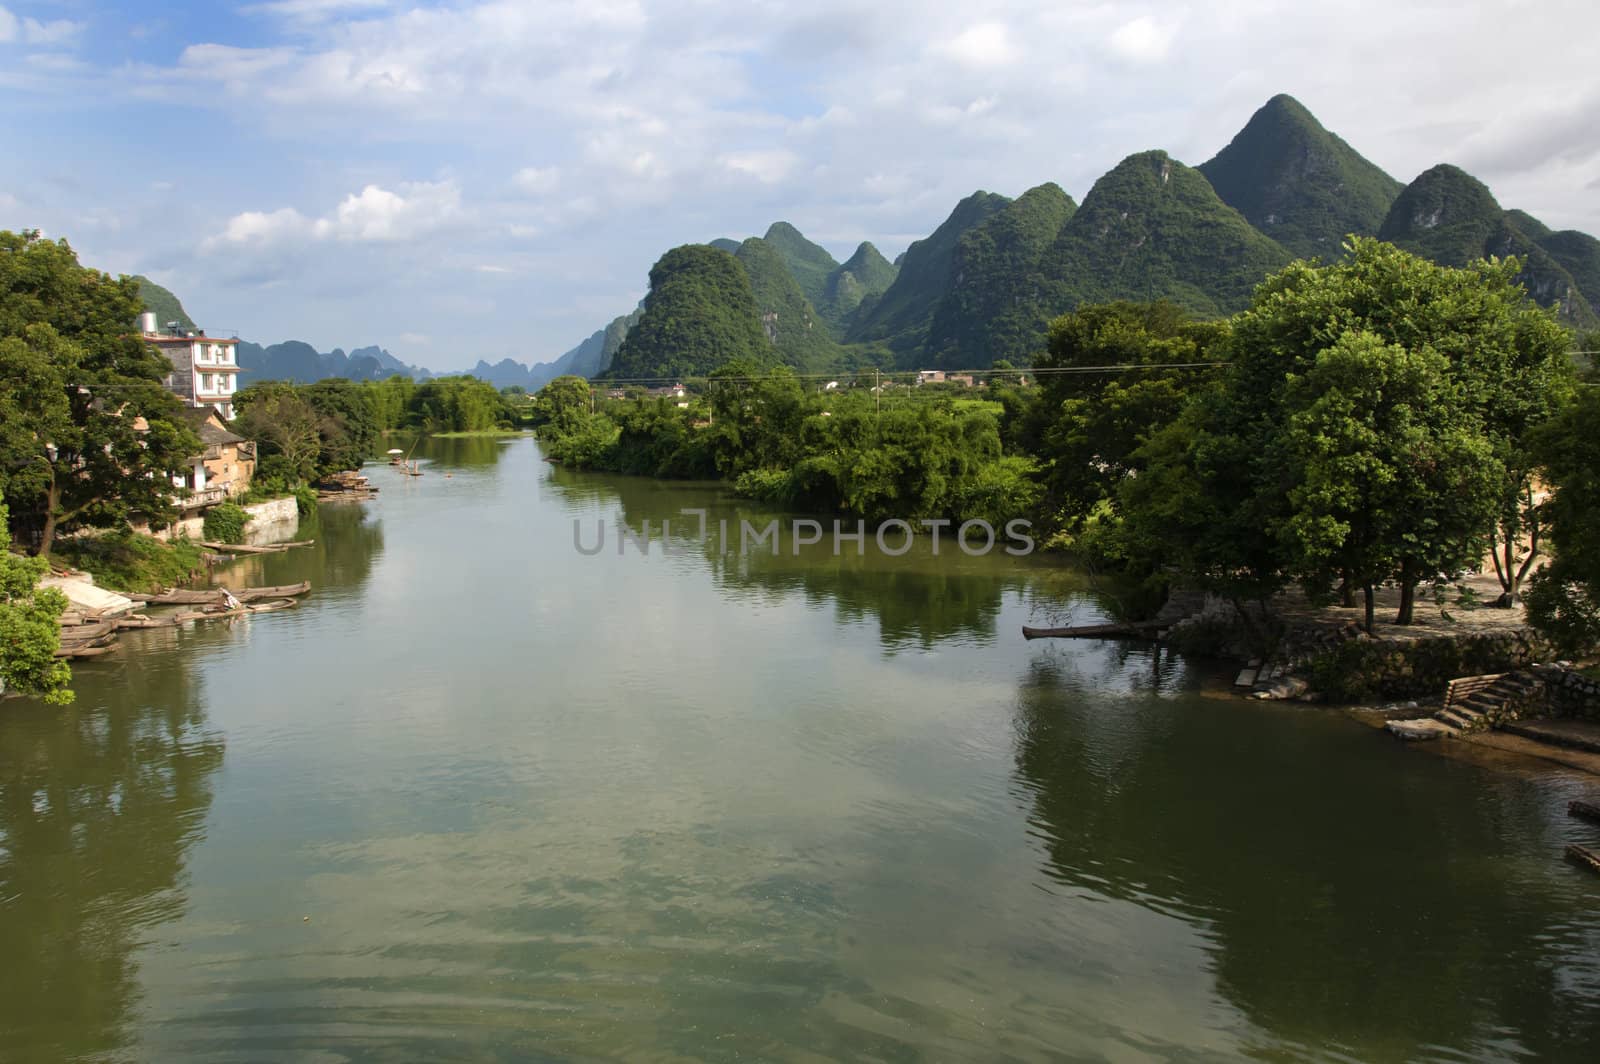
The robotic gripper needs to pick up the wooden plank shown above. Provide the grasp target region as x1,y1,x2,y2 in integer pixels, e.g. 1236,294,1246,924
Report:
1565,844,1600,875
1569,800,1600,826
1022,621,1165,640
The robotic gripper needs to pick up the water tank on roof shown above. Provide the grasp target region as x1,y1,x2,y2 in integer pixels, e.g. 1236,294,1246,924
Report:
138,311,157,334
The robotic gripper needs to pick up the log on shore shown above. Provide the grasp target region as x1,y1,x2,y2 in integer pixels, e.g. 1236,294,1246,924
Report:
1569,800,1600,826
1566,844,1600,875
1022,621,1167,641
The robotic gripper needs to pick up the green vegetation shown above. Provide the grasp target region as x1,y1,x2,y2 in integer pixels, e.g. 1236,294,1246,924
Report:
1,491,70,704
1524,387,1600,656
820,242,898,331
734,237,841,370
606,245,776,380
924,182,1078,369
53,530,204,595
1099,239,1573,631
760,222,840,321
235,374,514,485
536,363,1039,527
202,502,250,544
847,191,1012,359
131,275,196,332
1039,151,1294,322
1197,93,1403,259
1378,166,1598,329
1,231,202,556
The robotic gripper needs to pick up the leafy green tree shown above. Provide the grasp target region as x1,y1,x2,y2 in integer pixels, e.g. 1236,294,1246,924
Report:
1115,239,1570,624
0,231,199,556
530,376,593,439
1275,331,1499,630
234,383,327,484
1029,301,1227,532
303,378,380,467
1524,388,1600,656
1,491,71,704
405,376,510,432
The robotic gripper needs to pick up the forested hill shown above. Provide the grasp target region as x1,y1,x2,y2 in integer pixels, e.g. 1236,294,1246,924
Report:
1197,93,1404,260
132,276,195,332
606,245,775,380
573,93,1600,376
1377,164,1599,329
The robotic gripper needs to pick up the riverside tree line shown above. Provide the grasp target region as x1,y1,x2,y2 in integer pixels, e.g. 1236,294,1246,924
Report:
533,239,1600,654
0,230,516,702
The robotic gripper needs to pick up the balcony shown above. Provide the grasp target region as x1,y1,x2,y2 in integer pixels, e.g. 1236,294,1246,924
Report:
176,485,230,512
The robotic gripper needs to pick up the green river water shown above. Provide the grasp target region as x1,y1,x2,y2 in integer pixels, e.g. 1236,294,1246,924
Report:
2,435,1598,1062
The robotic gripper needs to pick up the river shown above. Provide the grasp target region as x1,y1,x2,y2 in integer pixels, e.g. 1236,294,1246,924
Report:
3,435,1598,1061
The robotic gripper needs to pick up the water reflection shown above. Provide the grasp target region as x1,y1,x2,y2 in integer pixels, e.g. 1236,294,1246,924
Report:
0,649,223,1058
1011,656,1600,1059
200,498,385,598
541,462,1091,648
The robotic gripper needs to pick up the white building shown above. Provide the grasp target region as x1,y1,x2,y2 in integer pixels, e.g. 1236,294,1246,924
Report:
141,312,242,419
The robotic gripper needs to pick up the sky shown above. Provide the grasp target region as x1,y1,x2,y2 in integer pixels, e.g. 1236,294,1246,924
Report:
3,0,1599,372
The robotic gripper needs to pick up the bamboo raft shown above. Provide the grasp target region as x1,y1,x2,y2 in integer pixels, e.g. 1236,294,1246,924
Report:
1021,621,1167,640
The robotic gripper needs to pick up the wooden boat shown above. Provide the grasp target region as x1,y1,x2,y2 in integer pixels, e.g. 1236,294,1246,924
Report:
56,643,117,659
139,581,311,606
247,598,298,613
200,539,315,555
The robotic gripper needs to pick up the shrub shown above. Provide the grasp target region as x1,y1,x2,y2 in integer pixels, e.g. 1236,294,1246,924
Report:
54,531,204,593
202,503,250,544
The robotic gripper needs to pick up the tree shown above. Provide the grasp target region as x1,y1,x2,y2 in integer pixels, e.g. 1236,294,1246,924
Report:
234,383,326,485
1524,388,1600,656
1,491,72,704
530,376,593,439
1275,332,1499,630
0,231,200,556
1115,239,1567,626
1029,301,1228,532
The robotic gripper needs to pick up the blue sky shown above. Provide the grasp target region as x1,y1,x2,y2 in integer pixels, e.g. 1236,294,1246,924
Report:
4,0,1599,371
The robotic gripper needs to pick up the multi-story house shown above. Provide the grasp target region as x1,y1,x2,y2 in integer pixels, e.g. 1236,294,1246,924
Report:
141,312,243,419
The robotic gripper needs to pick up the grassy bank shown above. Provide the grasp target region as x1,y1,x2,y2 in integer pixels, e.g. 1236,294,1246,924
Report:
54,531,204,594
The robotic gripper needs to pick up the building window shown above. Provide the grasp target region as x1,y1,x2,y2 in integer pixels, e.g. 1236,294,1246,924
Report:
201,373,213,391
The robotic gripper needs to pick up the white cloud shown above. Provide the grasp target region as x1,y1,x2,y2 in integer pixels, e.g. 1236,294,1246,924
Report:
1107,15,1180,64
719,149,797,184
0,5,82,45
204,180,462,249
17,0,1599,369
935,23,1015,68
512,166,560,194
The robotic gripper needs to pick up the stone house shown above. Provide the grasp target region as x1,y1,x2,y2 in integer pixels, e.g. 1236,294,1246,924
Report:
174,407,256,511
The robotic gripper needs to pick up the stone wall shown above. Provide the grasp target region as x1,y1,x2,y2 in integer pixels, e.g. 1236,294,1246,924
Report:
1305,629,1552,703
1531,664,1600,722
154,496,300,543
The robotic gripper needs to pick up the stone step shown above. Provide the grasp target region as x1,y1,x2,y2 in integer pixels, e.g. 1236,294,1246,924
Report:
1388,718,1455,741
1434,709,1475,730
